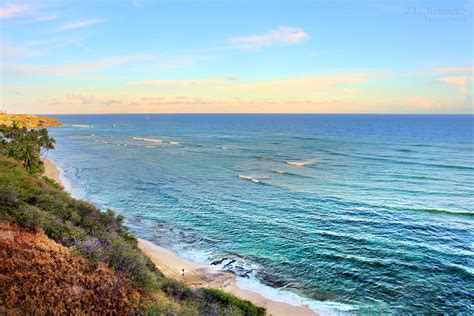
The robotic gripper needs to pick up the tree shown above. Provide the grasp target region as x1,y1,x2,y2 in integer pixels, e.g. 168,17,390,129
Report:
0,123,55,174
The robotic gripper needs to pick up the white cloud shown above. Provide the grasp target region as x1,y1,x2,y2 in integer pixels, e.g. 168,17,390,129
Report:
1,55,146,76
30,13,58,22
436,76,473,95
1,46,34,58
128,77,238,88
0,3,38,18
431,66,472,74
215,73,380,95
437,76,471,87
59,18,107,31
231,26,309,50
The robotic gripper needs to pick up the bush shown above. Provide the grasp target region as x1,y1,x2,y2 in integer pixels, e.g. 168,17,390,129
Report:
160,278,194,301
107,238,149,282
18,205,45,232
77,236,105,264
201,288,266,316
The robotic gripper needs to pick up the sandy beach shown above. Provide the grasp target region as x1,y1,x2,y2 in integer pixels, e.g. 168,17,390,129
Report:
43,158,62,184
138,239,317,316
43,159,317,316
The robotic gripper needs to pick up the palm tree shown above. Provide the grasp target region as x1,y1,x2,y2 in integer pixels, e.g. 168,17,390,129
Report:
0,124,55,173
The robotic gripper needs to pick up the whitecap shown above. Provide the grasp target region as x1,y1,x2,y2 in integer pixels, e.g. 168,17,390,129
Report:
285,159,317,167
239,175,261,183
131,137,163,143
71,124,92,128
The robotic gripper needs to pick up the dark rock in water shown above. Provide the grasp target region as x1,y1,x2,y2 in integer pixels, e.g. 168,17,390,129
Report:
131,216,142,223
211,258,228,265
234,266,253,278
223,259,236,269
258,271,288,288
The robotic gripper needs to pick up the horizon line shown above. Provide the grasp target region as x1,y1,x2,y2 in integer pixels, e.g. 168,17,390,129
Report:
32,112,474,116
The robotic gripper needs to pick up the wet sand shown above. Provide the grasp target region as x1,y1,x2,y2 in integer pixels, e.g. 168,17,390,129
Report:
43,158,62,185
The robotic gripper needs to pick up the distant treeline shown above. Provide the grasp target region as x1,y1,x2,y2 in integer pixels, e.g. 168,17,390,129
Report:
0,112,62,128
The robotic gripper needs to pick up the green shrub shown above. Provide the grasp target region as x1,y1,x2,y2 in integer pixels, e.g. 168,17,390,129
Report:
161,278,194,301
17,205,46,232
201,288,266,316
107,238,149,281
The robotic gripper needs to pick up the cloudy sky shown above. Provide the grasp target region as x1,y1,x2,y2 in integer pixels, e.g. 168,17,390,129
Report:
1,0,472,114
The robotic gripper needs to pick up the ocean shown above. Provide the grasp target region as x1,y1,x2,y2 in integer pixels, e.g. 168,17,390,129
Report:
46,114,473,314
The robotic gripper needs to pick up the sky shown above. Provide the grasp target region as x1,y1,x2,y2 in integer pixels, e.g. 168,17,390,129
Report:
0,0,473,114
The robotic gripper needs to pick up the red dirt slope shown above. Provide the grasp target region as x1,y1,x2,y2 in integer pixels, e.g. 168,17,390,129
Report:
0,222,140,314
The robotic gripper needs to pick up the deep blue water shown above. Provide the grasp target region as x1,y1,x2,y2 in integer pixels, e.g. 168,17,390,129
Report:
47,114,473,314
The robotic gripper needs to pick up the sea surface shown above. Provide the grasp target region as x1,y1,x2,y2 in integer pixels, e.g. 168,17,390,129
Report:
46,114,473,314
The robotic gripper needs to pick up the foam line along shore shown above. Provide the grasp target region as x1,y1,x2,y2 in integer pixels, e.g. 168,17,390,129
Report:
42,157,321,316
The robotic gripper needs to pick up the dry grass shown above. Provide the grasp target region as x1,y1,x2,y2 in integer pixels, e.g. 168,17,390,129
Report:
0,222,141,315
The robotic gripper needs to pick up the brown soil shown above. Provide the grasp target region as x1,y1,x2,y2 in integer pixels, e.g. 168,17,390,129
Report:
0,222,141,315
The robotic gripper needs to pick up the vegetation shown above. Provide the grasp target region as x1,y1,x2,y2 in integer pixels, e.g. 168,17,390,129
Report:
0,111,62,128
0,124,55,173
0,123,265,315
0,223,142,314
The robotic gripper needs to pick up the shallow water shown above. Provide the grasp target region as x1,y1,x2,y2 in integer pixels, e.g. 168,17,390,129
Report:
47,114,474,314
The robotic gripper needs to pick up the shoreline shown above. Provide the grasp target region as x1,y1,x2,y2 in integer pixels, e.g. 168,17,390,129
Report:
43,158,62,184
43,158,318,316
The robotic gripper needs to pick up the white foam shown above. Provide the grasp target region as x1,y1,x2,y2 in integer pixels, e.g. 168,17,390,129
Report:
171,242,358,315
235,277,357,315
57,165,73,194
285,159,317,167
70,124,92,128
239,175,261,183
172,243,214,265
131,137,162,143
55,162,86,200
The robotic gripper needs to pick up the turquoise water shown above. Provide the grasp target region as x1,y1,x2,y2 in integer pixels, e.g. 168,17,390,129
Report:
47,114,473,314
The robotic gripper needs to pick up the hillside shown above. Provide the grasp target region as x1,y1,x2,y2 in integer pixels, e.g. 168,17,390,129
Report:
0,123,265,315
0,112,62,128
0,222,141,314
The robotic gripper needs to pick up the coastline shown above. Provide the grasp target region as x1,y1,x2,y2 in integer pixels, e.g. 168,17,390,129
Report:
43,158,318,316
43,158,62,184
